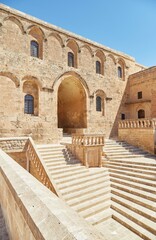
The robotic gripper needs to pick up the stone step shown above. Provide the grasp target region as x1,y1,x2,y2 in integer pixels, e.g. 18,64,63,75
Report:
63,181,110,201
44,159,80,167
37,144,64,150
73,193,111,213
105,164,156,176
103,158,156,166
109,169,156,182
52,167,88,179
54,169,106,184
106,154,151,159
58,172,109,190
67,186,110,207
80,200,110,219
85,208,112,226
111,178,156,195
110,172,156,188
61,176,110,195
111,194,156,223
111,189,156,212
111,201,156,235
47,162,82,172
103,161,156,171
112,210,156,240
48,164,83,175
111,182,156,203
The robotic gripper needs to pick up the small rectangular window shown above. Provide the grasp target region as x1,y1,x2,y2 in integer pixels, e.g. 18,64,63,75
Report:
121,113,125,120
138,91,142,99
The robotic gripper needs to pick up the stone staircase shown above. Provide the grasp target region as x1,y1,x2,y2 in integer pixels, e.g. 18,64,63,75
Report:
37,144,112,227
103,139,156,240
37,142,148,239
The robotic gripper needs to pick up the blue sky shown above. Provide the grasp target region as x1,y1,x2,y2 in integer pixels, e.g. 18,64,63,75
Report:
1,0,156,67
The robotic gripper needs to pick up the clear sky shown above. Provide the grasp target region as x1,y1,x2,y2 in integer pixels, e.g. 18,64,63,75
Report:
1,0,156,67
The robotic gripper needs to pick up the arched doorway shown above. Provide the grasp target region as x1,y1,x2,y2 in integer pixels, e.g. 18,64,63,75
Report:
58,76,87,132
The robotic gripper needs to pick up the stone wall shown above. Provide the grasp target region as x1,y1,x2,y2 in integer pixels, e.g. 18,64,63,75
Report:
118,126,155,154
0,4,144,143
0,149,105,240
121,67,156,120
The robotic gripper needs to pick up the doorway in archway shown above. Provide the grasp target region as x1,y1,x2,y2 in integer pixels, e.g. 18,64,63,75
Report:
58,76,87,133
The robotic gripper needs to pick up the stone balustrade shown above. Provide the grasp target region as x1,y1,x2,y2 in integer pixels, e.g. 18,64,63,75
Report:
118,118,156,129
26,138,57,194
0,137,28,152
72,134,104,146
68,134,105,167
0,136,57,194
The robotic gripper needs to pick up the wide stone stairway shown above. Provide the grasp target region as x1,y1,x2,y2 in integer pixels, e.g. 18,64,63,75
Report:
37,140,156,240
103,139,156,240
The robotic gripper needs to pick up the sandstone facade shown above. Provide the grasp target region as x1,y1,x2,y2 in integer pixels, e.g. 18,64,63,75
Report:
0,4,145,143
122,66,156,119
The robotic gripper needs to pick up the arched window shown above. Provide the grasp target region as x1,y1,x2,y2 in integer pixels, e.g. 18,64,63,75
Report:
24,94,34,114
31,41,39,58
138,109,145,119
96,96,102,111
68,52,74,67
118,66,122,78
96,61,101,74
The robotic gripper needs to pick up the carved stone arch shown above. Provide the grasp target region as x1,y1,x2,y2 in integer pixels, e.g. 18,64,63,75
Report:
80,45,93,57
117,57,126,67
27,25,46,40
22,75,42,90
52,71,90,97
95,50,106,61
94,89,106,115
48,32,64,47
94,50,106,75
94,89,106,97
3,16,25,34
66,38,80,52
0,72,20,87
117,57,126,80
107,54,116,64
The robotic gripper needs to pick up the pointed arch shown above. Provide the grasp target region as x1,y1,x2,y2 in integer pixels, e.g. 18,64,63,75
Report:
52,71,90,97
0,72,20,87
95,49,106,61
22,75,42,90
48,32,64,47
117,57,126,80
27,25,46,40
107,54,116,64
80,45,93,57
66,38,80,52
3,16,25,34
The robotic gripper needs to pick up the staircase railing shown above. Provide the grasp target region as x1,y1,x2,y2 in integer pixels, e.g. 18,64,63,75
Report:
0,137,57,195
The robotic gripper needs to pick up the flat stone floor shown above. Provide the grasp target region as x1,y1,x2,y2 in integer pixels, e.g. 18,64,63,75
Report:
96,218,142,240
0,206,9,240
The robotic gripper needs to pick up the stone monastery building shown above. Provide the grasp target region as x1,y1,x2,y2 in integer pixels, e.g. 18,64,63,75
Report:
0,4,156,240
0,4,151,143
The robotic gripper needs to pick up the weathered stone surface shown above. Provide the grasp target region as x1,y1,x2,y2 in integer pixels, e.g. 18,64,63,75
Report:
0,4,144,143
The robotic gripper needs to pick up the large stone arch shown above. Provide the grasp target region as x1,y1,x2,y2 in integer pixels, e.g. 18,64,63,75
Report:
56,72,88,132
0,72,20,87
52,71,90,96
